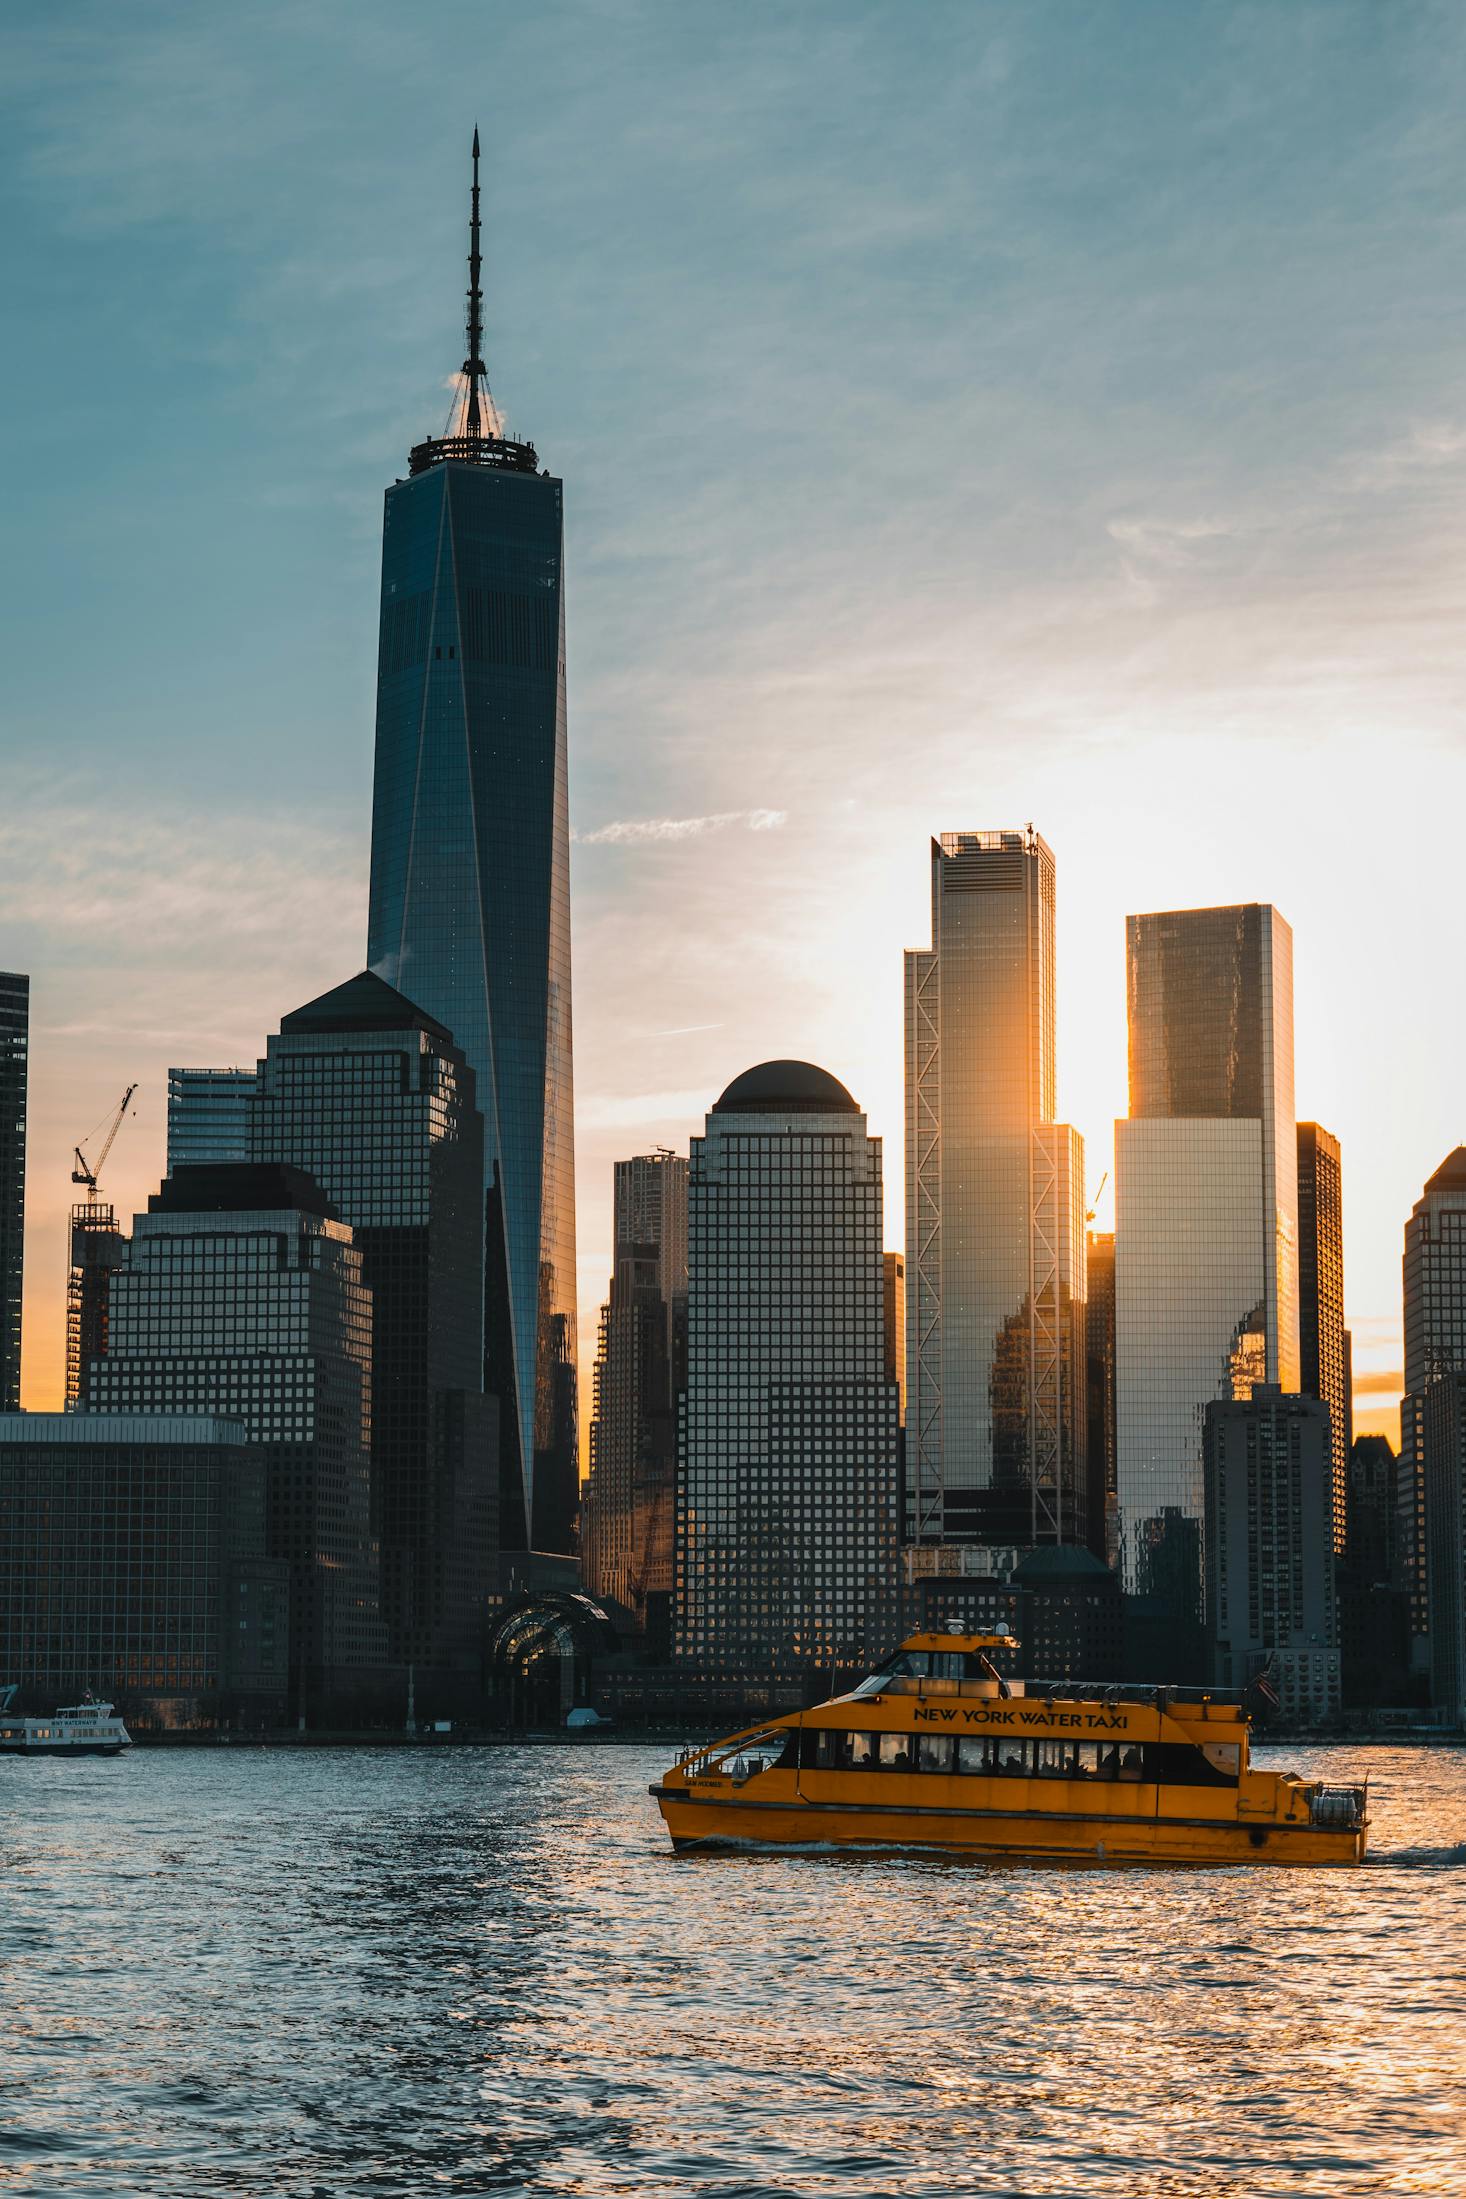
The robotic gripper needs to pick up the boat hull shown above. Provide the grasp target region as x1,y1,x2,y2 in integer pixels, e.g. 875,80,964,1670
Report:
653,1790,1366,1866
0,1741,130,1758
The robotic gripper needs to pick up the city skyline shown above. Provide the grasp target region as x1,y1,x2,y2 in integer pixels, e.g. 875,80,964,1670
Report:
8,5,1466,1448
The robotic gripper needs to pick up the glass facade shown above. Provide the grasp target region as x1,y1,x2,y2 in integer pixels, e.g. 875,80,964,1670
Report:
1115,904,1300,1615
904,831,1087,1554
0,1412,288,1721
1204,1387,1339,1723
81,1167,389,1715
676,1065,901,1678
583,1153,688,1650
166,1068,257,1172
1400,1148,1466,1647
250,972,494,1704
366,450,575,1554
1296,1122,1348,1553
0,972,27,1412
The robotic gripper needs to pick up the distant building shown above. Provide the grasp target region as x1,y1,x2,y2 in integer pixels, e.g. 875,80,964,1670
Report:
1117,904,1299,1626
904,829,1087,1557
365,137,576,1558
81,1164,389,1720
166,1068,256,1173
1338,1434,1412,1708
1084,1231,1116,1565
65,1205,125,1410
1400,1148,1466,1660
882,1252,906,1423
1422,1374,1466,1727
1297,1122,1349,1550
1011,1545,1123,1683
0,972,27,1412
583,1152,688,1655
1204,1386,1338,1723
677,1062,900,1679
250,972,495,1715
0,1412,288,1726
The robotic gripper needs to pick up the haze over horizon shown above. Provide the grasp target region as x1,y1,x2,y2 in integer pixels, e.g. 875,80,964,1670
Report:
7,0,1466,1449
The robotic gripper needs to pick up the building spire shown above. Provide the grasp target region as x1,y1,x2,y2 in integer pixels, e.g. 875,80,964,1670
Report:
464,126,486,439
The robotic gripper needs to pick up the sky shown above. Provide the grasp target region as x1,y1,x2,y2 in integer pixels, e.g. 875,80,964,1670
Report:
5,0,1465,1449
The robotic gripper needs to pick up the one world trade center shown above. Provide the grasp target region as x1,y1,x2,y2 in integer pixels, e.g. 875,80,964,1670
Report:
367,134,576,1554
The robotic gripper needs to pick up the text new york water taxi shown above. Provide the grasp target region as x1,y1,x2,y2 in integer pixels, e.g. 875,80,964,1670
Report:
651,1631,1368,1865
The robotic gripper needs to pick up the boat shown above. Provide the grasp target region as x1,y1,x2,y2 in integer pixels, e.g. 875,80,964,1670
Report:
650,1629,1369,1865
0,1687,132,1758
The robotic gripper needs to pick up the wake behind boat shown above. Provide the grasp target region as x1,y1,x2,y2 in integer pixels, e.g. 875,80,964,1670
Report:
651,1628,1369,1866
0,1687,132,1758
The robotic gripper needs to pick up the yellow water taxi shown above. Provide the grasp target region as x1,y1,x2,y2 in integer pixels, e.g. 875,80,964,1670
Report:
651,1630,1368,1865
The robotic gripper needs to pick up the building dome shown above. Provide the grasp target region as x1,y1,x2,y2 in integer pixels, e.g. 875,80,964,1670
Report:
712,1060,859,1115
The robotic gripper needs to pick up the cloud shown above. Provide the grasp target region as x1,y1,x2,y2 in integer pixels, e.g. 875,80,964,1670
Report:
1351,1369,1405,1399
575,808,787,846
575,1088,711,1131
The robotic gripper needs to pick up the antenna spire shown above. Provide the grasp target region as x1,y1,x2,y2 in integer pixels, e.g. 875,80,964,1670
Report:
464,126,485,438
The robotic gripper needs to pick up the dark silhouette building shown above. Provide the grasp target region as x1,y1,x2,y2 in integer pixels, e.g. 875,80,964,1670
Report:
1422,1374,1466,1726
1338,1434,1412,1707
1011,1544,1123,1682
250,973,496,1716
1297,1122,1349,1551
81,1164,389,1721
1400,1148,1466,1666
0,1411,288,1726
0,972,26,1412
365,135,576,1556
1084,1231,1116,1564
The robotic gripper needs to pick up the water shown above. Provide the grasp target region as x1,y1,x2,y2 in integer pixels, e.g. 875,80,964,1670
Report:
3,1742,1465,2197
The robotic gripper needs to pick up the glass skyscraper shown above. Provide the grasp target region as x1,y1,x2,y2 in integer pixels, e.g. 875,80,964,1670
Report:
1296,1121,1348,1553
167,1068,256,1172
0,972,26,1412
1400,1147,1466,1651
677,1063,900,1679
1115,904,1300,1614
904,831,1087,1570
365,136,575,1554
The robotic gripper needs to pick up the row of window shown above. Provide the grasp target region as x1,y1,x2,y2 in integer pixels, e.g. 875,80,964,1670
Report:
784,1728,1241,1784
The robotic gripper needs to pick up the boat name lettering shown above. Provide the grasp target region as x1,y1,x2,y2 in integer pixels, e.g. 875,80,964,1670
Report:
912,1706,1130,1732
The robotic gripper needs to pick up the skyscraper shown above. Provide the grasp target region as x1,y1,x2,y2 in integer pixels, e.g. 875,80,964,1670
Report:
583,1152,688,1649
365,133,575,1555
1297,1122,1349,1552
904,830,1087,1565
1115,904,1299,1618
82,1164,389,1717
1400,1148,1466,1653
250,972,494,1709
167,1068,256,1173
0,972,27,1412
1422,1374,1466,1726
1084,1231,1117,1565
677,1063,900,1679
1204,1386,1339,1723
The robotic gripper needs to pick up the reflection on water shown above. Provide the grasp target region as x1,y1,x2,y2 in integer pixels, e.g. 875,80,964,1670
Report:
3,1743,1466,2196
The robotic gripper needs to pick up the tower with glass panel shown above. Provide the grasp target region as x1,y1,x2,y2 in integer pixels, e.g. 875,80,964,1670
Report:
0,973,27,1412
366,135,575,1555
250,972,494,1709
1400,1148,1466,1656
1296,1122,1348,1554
166,1068,256,1173
904,831,1087,1580
676,1063,900,1678
1115,904,1300,1618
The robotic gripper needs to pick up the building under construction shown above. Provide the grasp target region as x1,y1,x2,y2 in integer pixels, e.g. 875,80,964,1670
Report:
65,1087,135,1409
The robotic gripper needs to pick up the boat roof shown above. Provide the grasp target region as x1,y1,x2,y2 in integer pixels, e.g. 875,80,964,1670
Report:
899,1631,1020,1654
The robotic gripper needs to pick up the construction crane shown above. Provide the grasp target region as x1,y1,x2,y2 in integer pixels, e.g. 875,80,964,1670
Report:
71,1085,138,1208
1085,1170,1109,1226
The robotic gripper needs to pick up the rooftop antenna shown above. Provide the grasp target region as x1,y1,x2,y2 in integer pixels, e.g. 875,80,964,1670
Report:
463,126,486,439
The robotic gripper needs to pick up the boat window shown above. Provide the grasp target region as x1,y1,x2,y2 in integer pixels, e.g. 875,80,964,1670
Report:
878,1733,913,1771
1035,1740,1078,1777
1146,1742,1240,1787
1117,1745,1144,1781
1201,1742,1241,1779
956,1735,996,1775
916,1733,955,1773
848,1731,877,1768
775,1730,801,1769
996,1740,1030,1776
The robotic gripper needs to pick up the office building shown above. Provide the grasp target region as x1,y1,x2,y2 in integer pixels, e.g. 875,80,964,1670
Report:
1297,1122,1348,1551
1338,1434,1411,1707
1422,1374,1466,1727
583,1152,688,1651
1400,1148,1466,1655
904,830,1087,1568
0,973,27,1411
676,1062,900,1679
167,1068,256,1172
365,134,575,1555
1084,1231,1117,1565
81,1164,389,1718
882,1252,906,1422
0,1412,288,1726
250,972,495,1710
1204,1386,1339,1723
1116,904,1299,1620
65,1204,125,1410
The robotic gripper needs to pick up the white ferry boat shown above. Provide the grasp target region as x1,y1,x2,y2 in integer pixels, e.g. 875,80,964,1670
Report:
0,1687,132,1757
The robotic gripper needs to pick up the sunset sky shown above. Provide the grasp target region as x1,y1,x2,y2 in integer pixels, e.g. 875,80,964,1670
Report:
6,0,1466,1446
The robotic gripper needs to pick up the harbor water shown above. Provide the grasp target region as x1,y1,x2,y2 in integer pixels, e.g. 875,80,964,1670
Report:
4,1741,1465,2196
